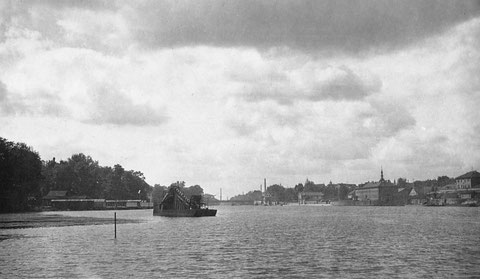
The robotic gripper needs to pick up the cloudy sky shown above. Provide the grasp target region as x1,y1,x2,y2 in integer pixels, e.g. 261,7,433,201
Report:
1,0,479,198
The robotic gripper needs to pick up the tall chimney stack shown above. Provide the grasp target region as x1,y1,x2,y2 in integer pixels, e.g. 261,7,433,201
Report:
264,178,266,192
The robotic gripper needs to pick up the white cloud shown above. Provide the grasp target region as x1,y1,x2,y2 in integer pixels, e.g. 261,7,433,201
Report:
87,85,167,126
234,62,381,104
361,17,480,179
0,2,479,198
1,28,168,125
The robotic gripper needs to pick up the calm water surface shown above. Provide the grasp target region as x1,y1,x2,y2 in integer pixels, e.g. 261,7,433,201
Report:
1,206,479,278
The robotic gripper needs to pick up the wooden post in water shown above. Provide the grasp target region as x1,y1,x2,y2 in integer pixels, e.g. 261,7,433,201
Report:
114,212,117,239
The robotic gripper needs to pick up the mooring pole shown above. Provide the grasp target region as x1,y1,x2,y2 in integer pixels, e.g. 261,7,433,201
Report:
114,212,117,239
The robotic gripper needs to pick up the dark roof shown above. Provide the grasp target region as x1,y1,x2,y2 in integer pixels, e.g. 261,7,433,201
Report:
456,171,480,180
457,188,480,193
360,180,395,189
412,184,431,197
43,191,68,199
361,182,381,188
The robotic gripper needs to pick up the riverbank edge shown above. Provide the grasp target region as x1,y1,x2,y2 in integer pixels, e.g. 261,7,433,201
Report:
0,213,143,230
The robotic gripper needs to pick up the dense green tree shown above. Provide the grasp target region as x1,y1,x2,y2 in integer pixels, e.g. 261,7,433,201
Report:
437,176,455,187
121,169,151,200
109,164,127,199
40,154,152,201
294,183,304,194
230,190,262,201
337,184,352,200
39,158,57,197
100,164,151,200
0,138,42,212
53,161,75,192
267,184,286,202
183,184,204,198
322,183,338,200
69,154,100,197
284,187,298,202
304,179,324,192
1,137,155,212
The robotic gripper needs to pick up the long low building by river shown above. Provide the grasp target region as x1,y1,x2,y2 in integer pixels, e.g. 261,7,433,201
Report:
334,168,407,206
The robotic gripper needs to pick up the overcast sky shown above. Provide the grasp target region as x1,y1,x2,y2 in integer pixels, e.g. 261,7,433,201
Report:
1,0,479,198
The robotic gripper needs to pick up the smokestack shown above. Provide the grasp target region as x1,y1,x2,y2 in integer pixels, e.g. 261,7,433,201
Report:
264,178,266,192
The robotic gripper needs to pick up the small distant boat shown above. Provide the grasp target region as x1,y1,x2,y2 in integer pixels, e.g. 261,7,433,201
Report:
153,185,217,217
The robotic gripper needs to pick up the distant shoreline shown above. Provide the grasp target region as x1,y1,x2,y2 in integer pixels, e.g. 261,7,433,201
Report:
0,213,142,230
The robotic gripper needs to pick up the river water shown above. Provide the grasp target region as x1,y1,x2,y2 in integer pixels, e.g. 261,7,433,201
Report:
1,205,479,278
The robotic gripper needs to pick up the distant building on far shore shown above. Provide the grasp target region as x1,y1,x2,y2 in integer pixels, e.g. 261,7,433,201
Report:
455,171,480,189
352,168,406,206
298,191,324,204
423,170,480,206
42,190,68,206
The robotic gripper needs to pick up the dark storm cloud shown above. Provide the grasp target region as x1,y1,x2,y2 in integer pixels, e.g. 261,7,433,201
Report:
13,0,115,11
129,0,480,53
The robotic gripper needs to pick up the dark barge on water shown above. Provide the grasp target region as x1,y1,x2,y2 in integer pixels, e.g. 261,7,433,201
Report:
153,185,217,217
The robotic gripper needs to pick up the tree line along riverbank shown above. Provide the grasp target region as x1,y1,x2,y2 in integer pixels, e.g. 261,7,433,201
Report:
1,137,152,213
1,137,214,213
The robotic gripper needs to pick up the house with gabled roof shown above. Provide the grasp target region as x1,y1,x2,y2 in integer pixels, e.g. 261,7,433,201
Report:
406,183,429,205
456,171,480,189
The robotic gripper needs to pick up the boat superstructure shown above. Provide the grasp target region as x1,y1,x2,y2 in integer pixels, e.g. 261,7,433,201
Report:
153,185,217,217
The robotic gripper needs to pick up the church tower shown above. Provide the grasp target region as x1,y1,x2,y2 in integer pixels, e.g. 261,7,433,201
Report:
380,167,385,182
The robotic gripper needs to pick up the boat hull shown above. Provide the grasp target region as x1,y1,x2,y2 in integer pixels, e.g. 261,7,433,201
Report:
153,208,217,217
